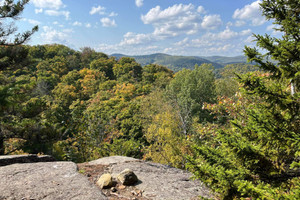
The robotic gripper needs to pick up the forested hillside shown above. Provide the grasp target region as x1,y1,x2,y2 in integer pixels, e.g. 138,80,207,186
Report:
111,53,224,71
1,44,250,161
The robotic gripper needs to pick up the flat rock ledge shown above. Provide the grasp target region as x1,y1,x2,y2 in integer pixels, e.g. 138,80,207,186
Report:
0,161,107,200
0,155,214,200
87,156,214,200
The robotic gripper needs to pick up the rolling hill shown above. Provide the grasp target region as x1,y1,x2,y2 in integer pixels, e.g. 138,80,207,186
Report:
111,53,249,72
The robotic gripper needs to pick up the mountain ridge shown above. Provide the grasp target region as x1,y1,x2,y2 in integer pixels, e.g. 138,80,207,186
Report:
111,53,249,72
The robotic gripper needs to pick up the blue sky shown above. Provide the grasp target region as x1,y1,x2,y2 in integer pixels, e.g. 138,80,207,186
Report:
16,0,279,56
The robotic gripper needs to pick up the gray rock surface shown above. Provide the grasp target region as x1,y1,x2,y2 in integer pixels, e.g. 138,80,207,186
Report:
88,155,138,165
0,154,55,166
91,156,213,200
0,161,107,200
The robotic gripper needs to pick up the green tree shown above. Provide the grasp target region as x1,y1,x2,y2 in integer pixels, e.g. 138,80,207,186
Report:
113,57,142,83
0,0,38,154
188,1,300,199
0,0,38,46
167,64,216,136
215,64,258,97
90,57,116,80
142,64,173,89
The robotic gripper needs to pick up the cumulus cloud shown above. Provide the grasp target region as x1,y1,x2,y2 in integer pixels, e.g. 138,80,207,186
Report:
90,6,106,15
197,6,206,14
100,18,117,27
95,26,253,56
31,0,64,10
120,32,153,45
135,0,144,7
141,4,217,38
233,0,266,26
45,10,70,20
267,24,282,35
96,43,160,55
41,26,72,44
142,4,195,24
72,21,82,26
206,28,252,41
22,18,41,25
201,15,222,30
109,12,118,17
167,27,253,56
85,23,92,28
35,8,43,14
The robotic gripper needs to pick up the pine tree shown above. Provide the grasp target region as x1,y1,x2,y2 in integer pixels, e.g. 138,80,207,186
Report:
0,0,38,154
0,0,38,46
187,0,300,199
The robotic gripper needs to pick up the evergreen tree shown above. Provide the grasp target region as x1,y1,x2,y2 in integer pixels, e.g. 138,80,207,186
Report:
187,0,300,199
0,0,38,46
0,0,38,154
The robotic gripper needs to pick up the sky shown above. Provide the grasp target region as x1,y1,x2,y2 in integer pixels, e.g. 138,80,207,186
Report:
15,0,280,56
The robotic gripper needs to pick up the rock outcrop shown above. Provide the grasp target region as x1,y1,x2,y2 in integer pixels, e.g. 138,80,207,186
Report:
88,156,213,200
0,157,107,200
0,155,213,200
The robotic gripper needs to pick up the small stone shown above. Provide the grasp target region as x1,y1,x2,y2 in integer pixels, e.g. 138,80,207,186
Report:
110,187,117,193
118,185,126,190
137,190,142,196
96,173,113,189
117,169,138,186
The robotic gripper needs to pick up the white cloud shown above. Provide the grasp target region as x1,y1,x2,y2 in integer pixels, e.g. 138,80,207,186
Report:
31,0,64,10
233,0,266,26
141,4,213,38
90,6,106,15
22,18,41,25
166,27,253,56
174,37,189,46
41,26,71,44
45,10,70,20
207,28,252,40
235,20,246,27
142,4,195,24
135,0,144,7
96,43,160,55
120,32,153,45
197,6,206,14
85,23,92,28
35,8,43,14
201,15,222,30
100,18,117,27
62,28,73,33
72,21,82,26
109,12,118,17
267,24,281,35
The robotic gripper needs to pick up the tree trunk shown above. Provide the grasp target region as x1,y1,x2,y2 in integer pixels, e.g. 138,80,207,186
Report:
0,133,4,155
291,81,295,96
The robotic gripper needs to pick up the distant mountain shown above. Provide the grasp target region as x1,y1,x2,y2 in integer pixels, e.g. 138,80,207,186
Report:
200,56,248,65
111,53,250,72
